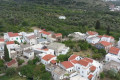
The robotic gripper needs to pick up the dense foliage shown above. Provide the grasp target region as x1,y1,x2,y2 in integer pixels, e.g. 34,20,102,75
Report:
0,0,120,39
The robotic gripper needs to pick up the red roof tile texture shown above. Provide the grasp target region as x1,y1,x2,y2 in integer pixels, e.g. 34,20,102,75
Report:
71,60,78,64
78,59,89,67
99,41,112,47
109,47,120,55
6,41,15,45
90,66,96,72
42,54,55,61
68,54,79,61
41,31,51,35
88,74,93,79
0,39,4,42
6,59,17,67
61,61,74,69
50,60,56,64
55,33,62,37
87,31,98,35
8,32,20,37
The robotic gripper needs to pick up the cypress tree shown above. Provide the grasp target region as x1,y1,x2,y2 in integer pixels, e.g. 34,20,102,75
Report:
4,44,10,61
106,26,110,35
95,20,100,29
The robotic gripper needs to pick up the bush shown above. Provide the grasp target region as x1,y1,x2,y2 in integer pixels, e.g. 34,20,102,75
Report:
92,54,102,59
17,59,24,65
14,41,20,45
100,72,105,79
0,59,4,67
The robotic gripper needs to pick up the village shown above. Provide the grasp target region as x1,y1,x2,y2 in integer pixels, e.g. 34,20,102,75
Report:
0,29,120,80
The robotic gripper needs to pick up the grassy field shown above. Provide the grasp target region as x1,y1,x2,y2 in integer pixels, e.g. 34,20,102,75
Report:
0,75,26,80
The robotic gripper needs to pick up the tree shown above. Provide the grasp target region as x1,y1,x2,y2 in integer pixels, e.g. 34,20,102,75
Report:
95,20,100,29
106,26,110,35
4,45,10,62
6,68,16,76
0,59,4,67
57,54,69,62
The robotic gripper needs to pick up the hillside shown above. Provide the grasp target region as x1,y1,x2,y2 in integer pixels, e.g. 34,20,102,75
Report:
0,0,120,39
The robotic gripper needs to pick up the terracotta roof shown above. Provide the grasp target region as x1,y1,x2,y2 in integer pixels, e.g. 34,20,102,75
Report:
84,58,93,63
8,32,20,37
87,31,98,35
109,47,120,55
50,60,56,64
0,39,4,42
27,35,36,39
71,60,78,64
68,54,79,61
41,31,51,35
6,59,17,67
88,74,93,79
42,54,56,61
99,41,112,47
78,59,89,67
103,35,114,39
55,33,62,37
61,61,74,69
90,66,96,72
98,35,102,38
6,41,15,45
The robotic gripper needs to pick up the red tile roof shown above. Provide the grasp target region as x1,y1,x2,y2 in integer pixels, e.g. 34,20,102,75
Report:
78,59,89,67
68,54,79,61
88,74,93,79
103,35,114,39
6,41,15,45
87,31,98,35
109,47,120,55
61,61,74,69
0,39,4,42
6,59,17,67
55,33,62,37
50,60,56,64
8,32,20,37
90,66,96,72
71,60,78,64
98,35,102,38
99,41,112,47
42,54,55,61
41,31,51,35
84,58,93,63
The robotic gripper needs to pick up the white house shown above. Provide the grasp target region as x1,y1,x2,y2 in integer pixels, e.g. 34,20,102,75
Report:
24,33,37,45
41,54,56,65
47,42,69,56
23,49,34,60
34,48,55,57
4,32,23,43
105,47,120,63
86,31,98,37
95,41,113,52
6,41,21,59
74,58,103,80
40,30,52,38
86,36,100,45
60,61,74,72
100,35,114,43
